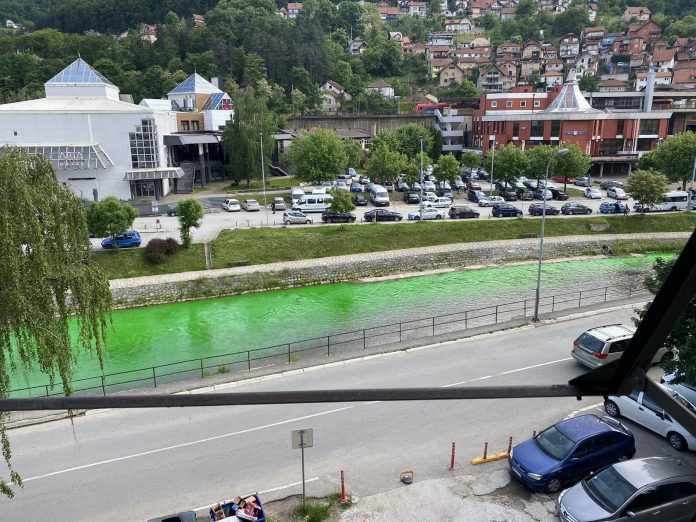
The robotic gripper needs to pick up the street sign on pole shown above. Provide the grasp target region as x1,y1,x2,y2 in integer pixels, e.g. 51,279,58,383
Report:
292,428,313,508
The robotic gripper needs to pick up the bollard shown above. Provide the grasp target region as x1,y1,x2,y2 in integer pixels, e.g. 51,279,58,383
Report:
533,430,537,438
482,441,488,460
340,470,348,503
449,442,456,471
507,436,513,455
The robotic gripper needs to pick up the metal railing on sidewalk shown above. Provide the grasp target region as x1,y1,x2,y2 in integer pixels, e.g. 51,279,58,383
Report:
9,283,648,399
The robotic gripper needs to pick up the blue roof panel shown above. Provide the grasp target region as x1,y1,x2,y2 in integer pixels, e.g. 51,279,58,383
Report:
47,58,115,86
168,73,222,95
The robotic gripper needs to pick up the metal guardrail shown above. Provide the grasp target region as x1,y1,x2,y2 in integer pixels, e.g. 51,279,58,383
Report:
9,283,649,399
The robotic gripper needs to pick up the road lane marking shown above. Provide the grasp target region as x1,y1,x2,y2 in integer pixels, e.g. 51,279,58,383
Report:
442,375,492,387
191,478,320,511
499,358,572,375
565,402,603,419
22,407,353,483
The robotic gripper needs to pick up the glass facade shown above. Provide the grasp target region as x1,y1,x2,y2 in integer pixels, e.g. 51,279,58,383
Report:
129,119,160,169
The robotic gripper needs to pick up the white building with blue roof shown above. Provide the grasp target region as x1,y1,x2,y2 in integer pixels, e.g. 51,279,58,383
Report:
0,58,181,201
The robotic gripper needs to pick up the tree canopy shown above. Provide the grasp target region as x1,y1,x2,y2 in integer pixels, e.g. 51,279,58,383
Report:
290,128,348,184
177,199,205,249
86,196,138,242
0,148,112,496
626,169,669,208
652,132,696,189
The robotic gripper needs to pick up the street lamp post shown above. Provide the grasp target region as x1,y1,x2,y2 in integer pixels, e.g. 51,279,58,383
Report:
489,136,496,196
419,137,424,221
260,132,268,225
688,154,696,212
533,148,569,322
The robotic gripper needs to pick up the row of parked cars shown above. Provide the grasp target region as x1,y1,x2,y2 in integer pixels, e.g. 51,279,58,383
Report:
506,322,696,521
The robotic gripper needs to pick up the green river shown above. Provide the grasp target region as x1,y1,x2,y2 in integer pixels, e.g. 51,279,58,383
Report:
10,254,671,394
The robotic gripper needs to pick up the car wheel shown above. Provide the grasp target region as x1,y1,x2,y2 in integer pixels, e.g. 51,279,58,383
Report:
671,206,678,212
660,351,674,364
668,432,687,451
604,400,620,418
305,220,312,224
350,218,356,223
397,217,403,221
436,215,442,220
616,455,630,462
284,220,291,225
546,478,562,494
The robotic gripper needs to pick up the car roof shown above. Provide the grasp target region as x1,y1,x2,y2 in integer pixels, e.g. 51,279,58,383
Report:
614,457,696,488
587,324,635,341
556,414,613,442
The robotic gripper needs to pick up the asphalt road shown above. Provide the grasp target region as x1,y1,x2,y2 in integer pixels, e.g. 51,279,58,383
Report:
2,308,693,520
90,182,656,249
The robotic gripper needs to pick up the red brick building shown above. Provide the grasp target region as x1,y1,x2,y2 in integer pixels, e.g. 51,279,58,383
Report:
472,79,673,176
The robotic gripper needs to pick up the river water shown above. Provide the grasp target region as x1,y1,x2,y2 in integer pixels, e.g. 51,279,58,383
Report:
10,254,670,393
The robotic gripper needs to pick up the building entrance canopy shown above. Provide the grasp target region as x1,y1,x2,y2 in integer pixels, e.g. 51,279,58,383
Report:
123,167,185,180
3,144,114,170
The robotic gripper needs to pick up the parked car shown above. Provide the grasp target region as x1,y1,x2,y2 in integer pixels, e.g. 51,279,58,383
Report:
453,179,465,191
282,210,312,225
556,457,696,522
347,167,357,177
492,203,523,217
242,199,260,211
397,180,410,192
519,190,535,201
574,176,592,187
661,372,696,406
600,180,624,190
468,190,486,203
271,197,286,211
606,187,628,200
321,210,356,223
466,181,482,190
600,201,630,214
549,188,569,201
534,188,553,200
584,187,602,199
101,230,142,249
408,207,444,220
604,389,696,451
551,175,575,184
509,414,635,493
502,190,518,201
363,209,403,222
358,175,370,185
403,192,421,204
222,198,241,212
352,194,368,206
383,181,395,192
561,202,592,215
528,203,560,216
478,195,505,207
166,204,178,217
412,181,422,191
572,324,673,370
424,196,452,208
350,182,362,192
335,181,349,192
423,180,437,192
449,205,480,219
439,189,455,201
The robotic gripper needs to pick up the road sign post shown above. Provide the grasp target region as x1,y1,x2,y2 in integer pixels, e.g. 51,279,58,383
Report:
292,428,314,508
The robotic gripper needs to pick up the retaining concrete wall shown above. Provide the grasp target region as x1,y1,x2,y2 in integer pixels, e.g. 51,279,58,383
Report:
108,233,688,308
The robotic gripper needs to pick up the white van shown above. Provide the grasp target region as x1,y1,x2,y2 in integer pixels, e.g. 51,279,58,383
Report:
369,184,390,207
291,187,305,204
636,191,689,212
291,194,334,213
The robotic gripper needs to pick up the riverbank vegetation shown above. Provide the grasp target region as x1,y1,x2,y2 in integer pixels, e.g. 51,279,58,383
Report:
93,213,696,280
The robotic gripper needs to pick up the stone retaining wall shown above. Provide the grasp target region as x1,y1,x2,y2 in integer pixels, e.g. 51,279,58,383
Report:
109,233,688,307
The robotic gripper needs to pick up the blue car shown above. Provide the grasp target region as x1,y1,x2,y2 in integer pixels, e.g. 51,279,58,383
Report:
101,230,142,249
350,182,362,192
508,414,635,493
599,201,629,214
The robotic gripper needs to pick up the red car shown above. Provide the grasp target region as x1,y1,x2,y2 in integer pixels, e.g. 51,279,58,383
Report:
551,175,575,184
466,181,482,190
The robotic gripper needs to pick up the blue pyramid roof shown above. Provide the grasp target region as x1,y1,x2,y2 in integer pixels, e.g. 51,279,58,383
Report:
168,73,222,95
46,58,115,86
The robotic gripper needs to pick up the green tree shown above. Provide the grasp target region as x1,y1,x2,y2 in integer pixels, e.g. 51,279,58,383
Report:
328,188,355,213
626,169,669,209
435,79,479,99
552,5,591,36
652,132,696,189
637,150,659,171
635,257,696,380
460,152,482,169
177,199,204,249
485,143,529,186
554,144,592,190
222,87,275,186
0,148,112,497
433,154,460,185
290,128,348,184
242,52,267,87
516,0,537,18
578,74,598,92
86,196,138,245
344,139,366,168
393,123,434,160
525,144,556,182
366,146,407,185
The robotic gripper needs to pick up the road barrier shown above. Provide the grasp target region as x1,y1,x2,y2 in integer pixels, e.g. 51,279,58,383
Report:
8,283,648,398
449,442,456,471
471,437,512,465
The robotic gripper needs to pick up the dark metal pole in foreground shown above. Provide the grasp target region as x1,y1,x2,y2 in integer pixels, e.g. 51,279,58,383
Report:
533,148,569,322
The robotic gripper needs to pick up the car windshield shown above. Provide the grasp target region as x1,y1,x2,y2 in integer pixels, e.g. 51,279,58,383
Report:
583,466,637,513
534,425,575,460
672,392,696,412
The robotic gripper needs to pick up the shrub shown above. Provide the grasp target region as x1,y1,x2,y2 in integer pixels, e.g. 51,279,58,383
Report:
144,238,180,264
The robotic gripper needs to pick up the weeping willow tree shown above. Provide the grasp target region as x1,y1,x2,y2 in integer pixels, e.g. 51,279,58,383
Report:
0,148,112,497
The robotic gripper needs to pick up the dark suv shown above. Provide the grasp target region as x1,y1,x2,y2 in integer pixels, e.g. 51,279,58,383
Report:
492,203,523,217
321,211,356,223
449,205,480,219
467,190,486,203
403,192,421,204
549,188,569,200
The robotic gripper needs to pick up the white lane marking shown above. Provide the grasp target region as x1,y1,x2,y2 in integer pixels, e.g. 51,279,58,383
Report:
565,402,603,420
22,407,353,483
442,375,492,387
499,358,572,375
191,478,320,512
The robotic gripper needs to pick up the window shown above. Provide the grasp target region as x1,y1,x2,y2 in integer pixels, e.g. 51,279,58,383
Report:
128,119,160,169
572,440,593,458
520,101,526,108
181,121,190,131
626,490,662,513
608,339,629,353
551,120,560,137
531,120,544,137
640,119,659,134
594,433,618,451
641,393,662,414
491,101,497,108
659,482,696,503
616,119,624,136
506,101,513,107
513,121,519,136
191,120,199,131
534,100,541,107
